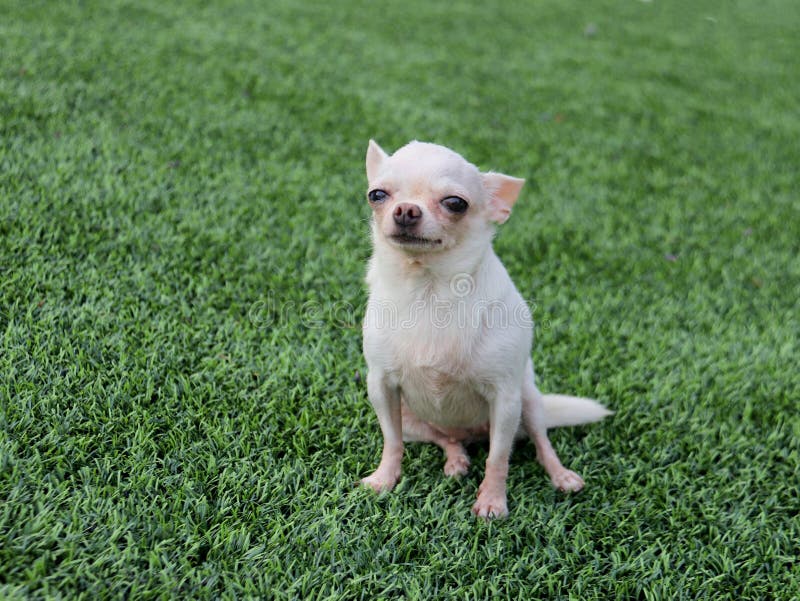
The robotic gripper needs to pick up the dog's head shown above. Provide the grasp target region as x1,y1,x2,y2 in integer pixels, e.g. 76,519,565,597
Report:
365,140,525,255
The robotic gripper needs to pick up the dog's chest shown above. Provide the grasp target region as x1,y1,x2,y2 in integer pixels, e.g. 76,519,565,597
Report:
399,366,489,429
389,320,489,428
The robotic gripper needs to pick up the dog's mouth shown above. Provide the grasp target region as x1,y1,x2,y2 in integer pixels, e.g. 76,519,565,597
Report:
389,232,443,247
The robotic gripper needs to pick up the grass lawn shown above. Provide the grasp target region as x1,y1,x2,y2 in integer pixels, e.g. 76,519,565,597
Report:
1,0,799,598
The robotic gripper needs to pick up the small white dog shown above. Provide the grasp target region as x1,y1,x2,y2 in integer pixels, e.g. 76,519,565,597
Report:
360,140,611,518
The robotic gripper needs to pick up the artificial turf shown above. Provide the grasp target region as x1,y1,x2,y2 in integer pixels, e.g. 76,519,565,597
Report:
1,0,798,598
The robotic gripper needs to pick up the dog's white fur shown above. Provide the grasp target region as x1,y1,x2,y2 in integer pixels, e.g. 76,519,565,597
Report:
360,140,611,518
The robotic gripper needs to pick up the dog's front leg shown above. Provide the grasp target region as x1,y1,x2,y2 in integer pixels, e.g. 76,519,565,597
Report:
361,370,403,492
472,390,521,519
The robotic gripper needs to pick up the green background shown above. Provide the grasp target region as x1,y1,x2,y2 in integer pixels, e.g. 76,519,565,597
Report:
1,1,798,598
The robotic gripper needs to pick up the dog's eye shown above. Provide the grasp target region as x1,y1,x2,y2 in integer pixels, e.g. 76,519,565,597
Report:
368,189,389,203
441,196,468,214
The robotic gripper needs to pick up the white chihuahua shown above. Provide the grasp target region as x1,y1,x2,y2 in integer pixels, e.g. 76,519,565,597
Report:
360,140,611,518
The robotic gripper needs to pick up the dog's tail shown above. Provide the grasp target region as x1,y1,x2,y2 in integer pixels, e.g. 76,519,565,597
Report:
541,394,613,429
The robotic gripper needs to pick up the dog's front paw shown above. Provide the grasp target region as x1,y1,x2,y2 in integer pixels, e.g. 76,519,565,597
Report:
550,468,584,492
361,470,399,493
443,449,470,477
471,487,508,519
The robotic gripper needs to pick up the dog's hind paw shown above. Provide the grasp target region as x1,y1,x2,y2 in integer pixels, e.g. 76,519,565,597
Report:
443,448,470,477
550,468,584,492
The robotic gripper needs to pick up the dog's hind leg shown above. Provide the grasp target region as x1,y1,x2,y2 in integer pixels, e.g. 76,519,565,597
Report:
401,404,470,477
521,362,585,492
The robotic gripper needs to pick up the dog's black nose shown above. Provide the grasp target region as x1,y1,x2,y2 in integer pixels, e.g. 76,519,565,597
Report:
393,203,422,227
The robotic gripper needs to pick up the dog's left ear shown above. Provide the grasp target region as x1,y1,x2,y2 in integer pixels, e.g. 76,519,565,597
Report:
366,139,389,182
482,172,525,224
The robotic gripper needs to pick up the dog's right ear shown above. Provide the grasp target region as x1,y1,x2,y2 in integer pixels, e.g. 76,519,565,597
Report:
366,139,389,181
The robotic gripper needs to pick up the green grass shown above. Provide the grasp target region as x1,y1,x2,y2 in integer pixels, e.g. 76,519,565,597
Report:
1,0,799,598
